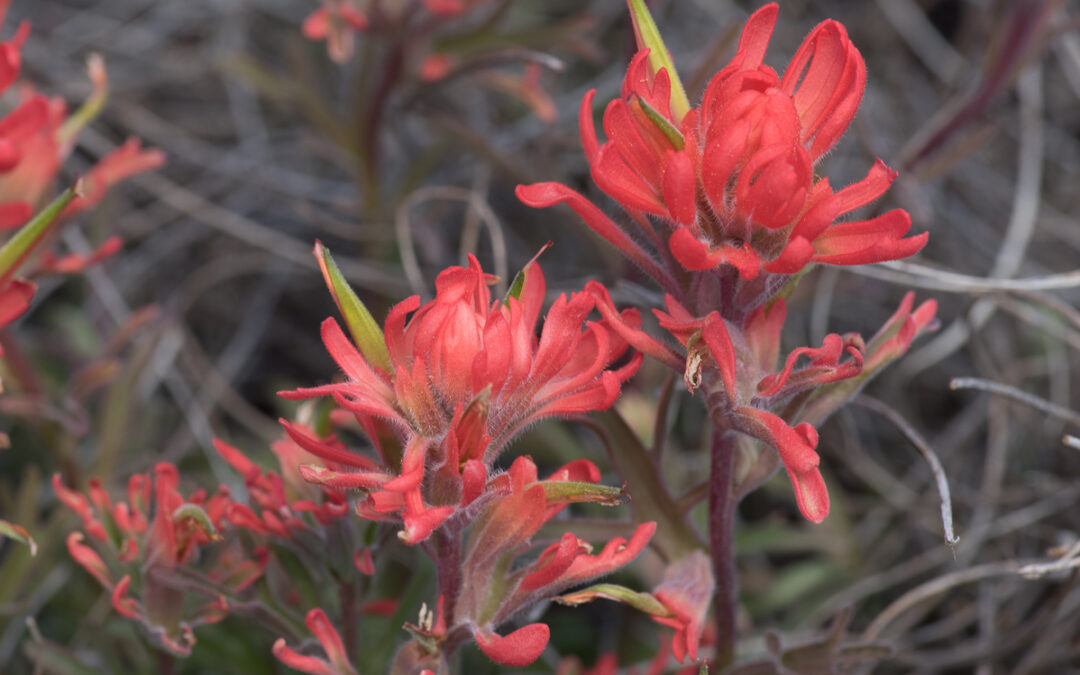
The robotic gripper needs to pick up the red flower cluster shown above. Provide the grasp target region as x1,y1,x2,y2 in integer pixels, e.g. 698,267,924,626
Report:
54,465,264,655
283,254,640,544
592,283,936,522
518,3,926,282
265,250,654,669
453,455,654,666
0,1,163,340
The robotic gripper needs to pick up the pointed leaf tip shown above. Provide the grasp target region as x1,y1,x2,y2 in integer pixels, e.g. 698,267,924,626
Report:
0,519,37,556
314,241,392,373
0,187,78,286
626,0,691,122
504,241,552,305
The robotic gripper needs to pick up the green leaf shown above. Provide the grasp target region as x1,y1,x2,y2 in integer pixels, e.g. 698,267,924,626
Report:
0,187,78,286
315,240,392,373
171,504,221,541
504,267,526,305
537,481,626,506
556,583,672,617
504,241,552,306
626,0,691,122
636,94,685,149
0,519,37,556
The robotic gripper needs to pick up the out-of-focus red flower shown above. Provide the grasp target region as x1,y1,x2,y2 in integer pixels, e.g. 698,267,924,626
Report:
282,255,641,543
213,426,350,538
418,53,456,82
0,277,34,345
0,50,164,233
303,1,369,64
518,2,926,281
590,283,937,523
55,464,264,655
273,608,358,675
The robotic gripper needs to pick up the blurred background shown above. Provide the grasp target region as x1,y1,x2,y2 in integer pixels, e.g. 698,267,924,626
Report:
3,0,1080,672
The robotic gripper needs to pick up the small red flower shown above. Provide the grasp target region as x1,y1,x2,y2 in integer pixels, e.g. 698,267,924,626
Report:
302,1,368,63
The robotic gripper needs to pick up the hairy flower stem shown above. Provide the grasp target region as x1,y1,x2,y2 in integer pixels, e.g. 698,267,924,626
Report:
709,425,738,669
433,529,462,623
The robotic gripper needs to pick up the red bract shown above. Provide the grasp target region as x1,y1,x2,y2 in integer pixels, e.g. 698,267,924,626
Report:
590,282,937,522
55,464,264,655
282,255,641,543
273,608,358,675
518,2,926,281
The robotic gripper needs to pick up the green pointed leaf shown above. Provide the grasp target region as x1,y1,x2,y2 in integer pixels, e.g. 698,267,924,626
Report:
636,94,685,149
171,503,221,541
556,583,672,617
0,187,78,286
626,0,691,122
503,268,526,305
590,409,705,559
0,519,37,556
314,240,392,373
504,241,552,306
536,481,626,506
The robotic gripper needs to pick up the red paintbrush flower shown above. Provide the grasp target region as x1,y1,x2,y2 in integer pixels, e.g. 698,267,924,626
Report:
55,464,264,655
589,283,937,523
518,3,926,281
282,253,641,543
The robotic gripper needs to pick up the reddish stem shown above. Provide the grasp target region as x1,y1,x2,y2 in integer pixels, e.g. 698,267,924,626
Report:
709,424,738,669
341,580,358,664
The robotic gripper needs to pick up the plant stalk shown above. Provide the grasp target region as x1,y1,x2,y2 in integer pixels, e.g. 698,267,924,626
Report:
709,424,738,669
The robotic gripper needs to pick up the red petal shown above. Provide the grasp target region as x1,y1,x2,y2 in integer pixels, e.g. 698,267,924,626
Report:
515,183,674,291
701,313,737,397
579,89,600,163
813,210,927,266
272,639,334,675
736,408,828,522
111,575,139,618
661,150,696,226
474,624,550,667
668,228,761,279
